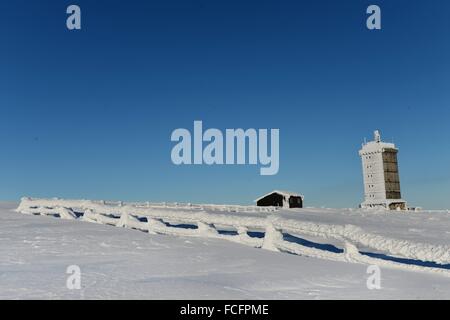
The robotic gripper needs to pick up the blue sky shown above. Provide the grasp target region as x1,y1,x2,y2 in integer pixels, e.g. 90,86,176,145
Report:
1,0,449,209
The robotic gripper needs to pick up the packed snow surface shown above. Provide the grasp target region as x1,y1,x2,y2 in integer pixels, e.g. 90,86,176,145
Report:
2,200,450,299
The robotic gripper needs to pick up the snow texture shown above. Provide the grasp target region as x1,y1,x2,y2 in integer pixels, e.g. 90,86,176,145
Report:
15,198,450,276
1,201,450,299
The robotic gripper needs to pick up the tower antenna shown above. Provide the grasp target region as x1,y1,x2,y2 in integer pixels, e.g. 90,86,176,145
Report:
374,130,381,143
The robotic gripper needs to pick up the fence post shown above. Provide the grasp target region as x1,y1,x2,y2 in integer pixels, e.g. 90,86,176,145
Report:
58,207,77,220
147,217,165,235
237,226,251,241
197,222,218,236
262,222,283,252
117,212,129,228
82,209,99,223
343,242,361,263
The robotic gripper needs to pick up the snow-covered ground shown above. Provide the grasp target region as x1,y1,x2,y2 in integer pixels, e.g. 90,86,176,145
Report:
1,201,450,299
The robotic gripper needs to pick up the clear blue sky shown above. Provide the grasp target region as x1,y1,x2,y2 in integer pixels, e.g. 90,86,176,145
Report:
1,0,449,209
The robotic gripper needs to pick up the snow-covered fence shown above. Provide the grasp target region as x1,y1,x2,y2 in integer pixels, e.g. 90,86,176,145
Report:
16,198,278,214
16,197,450,276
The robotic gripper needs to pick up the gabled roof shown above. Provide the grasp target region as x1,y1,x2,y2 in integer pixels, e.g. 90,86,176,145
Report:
255,190,304,202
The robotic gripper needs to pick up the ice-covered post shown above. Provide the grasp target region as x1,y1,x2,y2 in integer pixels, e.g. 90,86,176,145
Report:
197,222,218,236
15,197,33,214
82,209,99,223
117,212,129,228
237,226,252,242
262,219,283,252
343,242,361,263
58,207,77,220
147,217,166,235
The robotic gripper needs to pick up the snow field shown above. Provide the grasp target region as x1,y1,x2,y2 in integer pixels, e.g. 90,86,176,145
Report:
16,198,450,277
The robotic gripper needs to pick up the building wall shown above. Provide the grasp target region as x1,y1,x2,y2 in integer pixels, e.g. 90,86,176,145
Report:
256,193,303,208
288,196,303,208
256,193,284,207
361,151,386,203
382,149,402,199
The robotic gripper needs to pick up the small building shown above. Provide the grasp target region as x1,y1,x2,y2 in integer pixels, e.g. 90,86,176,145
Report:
255,190,304,208
359,130,407,210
